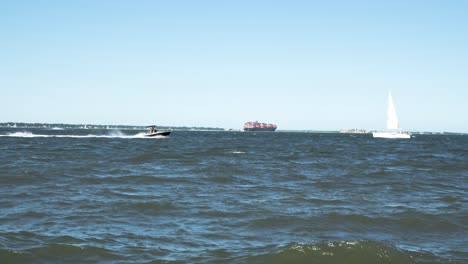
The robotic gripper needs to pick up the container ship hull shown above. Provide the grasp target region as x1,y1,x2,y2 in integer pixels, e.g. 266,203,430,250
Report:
244,127,276,132
243,121,277,132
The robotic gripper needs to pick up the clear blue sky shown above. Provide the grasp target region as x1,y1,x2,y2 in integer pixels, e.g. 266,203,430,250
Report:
1,0,467,132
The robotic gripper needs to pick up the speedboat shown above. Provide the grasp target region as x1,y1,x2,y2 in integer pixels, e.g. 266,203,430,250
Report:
145,125,171,137
145,131,171,137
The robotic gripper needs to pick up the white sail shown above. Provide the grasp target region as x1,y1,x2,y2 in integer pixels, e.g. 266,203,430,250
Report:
386,92,399,130
373,92,411,139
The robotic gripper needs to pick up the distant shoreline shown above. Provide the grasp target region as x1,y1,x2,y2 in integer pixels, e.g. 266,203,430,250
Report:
0,122,466,135
0,122,224,131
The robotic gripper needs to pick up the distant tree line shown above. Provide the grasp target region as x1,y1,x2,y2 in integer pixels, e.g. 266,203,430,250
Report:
0,122,224,131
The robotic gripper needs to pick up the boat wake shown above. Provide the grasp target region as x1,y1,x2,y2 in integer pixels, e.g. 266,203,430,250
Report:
0,131,167,139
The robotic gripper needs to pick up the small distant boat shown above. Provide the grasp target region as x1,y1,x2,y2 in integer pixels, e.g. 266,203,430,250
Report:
372,92,411,139
145,125,171,137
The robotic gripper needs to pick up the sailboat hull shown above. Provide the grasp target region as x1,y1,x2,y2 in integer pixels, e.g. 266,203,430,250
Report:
372,132,411,139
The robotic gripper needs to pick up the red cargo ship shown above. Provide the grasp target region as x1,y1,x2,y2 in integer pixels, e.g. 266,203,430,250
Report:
243,121,277,131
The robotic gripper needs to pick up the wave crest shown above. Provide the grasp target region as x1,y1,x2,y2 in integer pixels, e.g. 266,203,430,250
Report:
0,244,123,263
247,240,450,264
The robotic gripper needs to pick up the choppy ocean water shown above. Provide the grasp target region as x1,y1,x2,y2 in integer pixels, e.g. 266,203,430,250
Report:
0,127,467,264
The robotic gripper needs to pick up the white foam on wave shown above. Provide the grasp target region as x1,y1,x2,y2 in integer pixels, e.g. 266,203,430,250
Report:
108,130,126,137
1,132,42,137
0,131,167,139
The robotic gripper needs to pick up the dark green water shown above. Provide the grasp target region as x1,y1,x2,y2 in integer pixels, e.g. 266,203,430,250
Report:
0,128,467,263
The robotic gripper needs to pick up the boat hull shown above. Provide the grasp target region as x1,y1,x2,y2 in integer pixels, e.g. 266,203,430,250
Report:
372,132,411,139
243,128,276,132
145,131,171,137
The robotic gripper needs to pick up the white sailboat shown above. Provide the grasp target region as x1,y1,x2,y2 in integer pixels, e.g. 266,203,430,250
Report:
373,92,411,139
